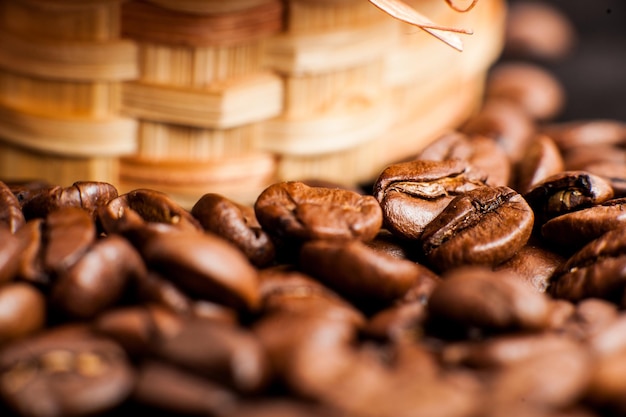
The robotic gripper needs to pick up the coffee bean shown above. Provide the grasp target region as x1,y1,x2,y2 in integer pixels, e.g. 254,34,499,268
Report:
374,159,487,240
421,186,534,270
0,325,135,417
494,244,565,293
542,119,626,152
43,208,95,274
192,193,275,267
0,229,23,284
515,133,565,194
0,283,45,346
254,181,382,243
0,182,25,234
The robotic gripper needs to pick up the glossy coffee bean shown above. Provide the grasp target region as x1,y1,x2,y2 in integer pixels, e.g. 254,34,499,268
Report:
550,227,626,303
21,182,118,220
0,325,135,417
50,235,146,320
494,244,565,293
0,283,45,346
421,186,534,271
0,229,24,284
486,62,565,121
135,225,260,311
524,171,614,224
541,119,626,152
0,181,25,233
254,181,382,243
427,267,551,332
515,133,565,194
373,159,487,240
43,208,95,274
192,193,275,267
299,239,431,306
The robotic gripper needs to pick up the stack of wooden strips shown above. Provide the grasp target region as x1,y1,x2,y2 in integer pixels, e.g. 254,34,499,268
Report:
0,0,138,185
119,0,285,207
262,0,506,186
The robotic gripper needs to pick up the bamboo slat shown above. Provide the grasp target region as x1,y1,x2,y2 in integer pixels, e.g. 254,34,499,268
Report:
122,72,283,129
120,152,277,207
134,121,262,162
260,94,393,156
0,104,137,157
282,59,384,118
286,0,391,33
135,41,265,87
0,69,121,118
146,0,273,15
0,30,138,81
0,140,120,186
122,0,283,47
264,20,397,75
0,0,122,41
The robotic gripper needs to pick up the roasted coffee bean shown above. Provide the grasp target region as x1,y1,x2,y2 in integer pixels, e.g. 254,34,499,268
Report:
99,188,201,234
191,193,275,267
0,182,25,233
0,283,45,346
524,171,614,224
0,325,135,417
364,229,413,260
135,225,260,311
152,318,269,394
549,227,626,303
504,1,575,61
416,132,511,187
254,181,382,243
299,239,432,306
421,186,534,270
21,182,118,220
258,266,365,327
50,235,146,320
460,98,536,164
0,229,23,284
542,198,626,249
587,315,626,357
515,134,565,194
6,180,51,208
427,267,550,333
562,144,626,171
13,220,47,286
486,62,565,121
373,159,487,240
587,349,626,412
364,301,428,341
43,208,95,274
132,360,236,416
581,161,626,198
542,119,626,152
554,298,619,342
494,244,565,293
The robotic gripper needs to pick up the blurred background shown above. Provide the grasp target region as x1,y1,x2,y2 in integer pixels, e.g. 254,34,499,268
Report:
506,0,626,122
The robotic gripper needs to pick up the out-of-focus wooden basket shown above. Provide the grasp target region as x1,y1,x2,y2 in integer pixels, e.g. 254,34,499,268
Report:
0,0,506,206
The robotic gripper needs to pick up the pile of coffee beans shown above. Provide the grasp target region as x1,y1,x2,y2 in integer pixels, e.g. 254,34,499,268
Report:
2,3,626,417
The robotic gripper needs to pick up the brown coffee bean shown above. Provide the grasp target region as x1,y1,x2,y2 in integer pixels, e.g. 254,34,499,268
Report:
427,267,551,332
549,227,626,303
21,181,118,220
0,283,45,346
43,207,96,274
364,301,428,342
542,120,626,152
581,161,626,198
587,315,626,357
0,325,135,417
13,219,47,286
0,181,25,234
373,159,487,240
254,181,382,243
0,229,24,284
226,398,343,417
152,318,270,394
364,229,413,260
494,244,565,293
258,266,365,327
542,198,626,249
99,188,202,234
299,239,431,306
136,225,260,311
515,134,565,194
461,98,536,164
192,193,275,267
421,186,534,271
554,298,619,342
524,171,614,224
486,62,565,121
587,349,626,411
132,360,237,415
416,132,511,187
50,235,146,320
504,1,576,61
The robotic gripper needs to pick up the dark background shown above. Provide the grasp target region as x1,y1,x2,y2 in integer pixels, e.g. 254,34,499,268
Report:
507,0,626,122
